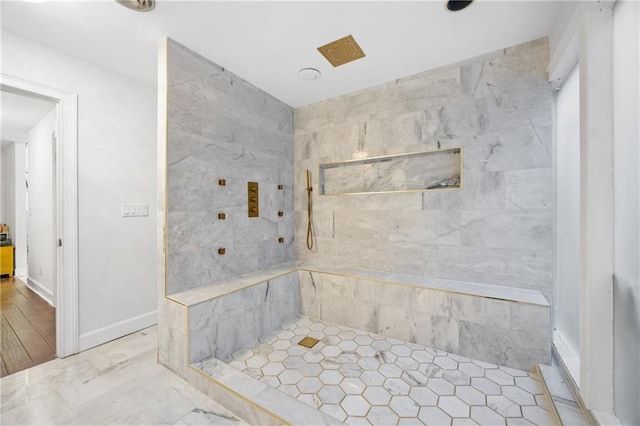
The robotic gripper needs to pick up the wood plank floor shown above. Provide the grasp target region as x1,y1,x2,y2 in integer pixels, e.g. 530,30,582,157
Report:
0,277,56,377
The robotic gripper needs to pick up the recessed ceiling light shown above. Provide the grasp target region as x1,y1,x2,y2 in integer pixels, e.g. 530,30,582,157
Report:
446,0,473,12
298,68,321,81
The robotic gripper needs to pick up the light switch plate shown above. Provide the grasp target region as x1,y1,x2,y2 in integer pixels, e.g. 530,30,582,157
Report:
121,203,149,217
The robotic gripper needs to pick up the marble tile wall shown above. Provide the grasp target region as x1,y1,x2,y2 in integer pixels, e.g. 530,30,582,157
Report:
166,39,294,295
298,270,550,371
294,38,553,300
189,272,299,363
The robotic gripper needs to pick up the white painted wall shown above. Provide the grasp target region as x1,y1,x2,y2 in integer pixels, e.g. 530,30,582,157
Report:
612,1,640,424
1,31,157,350
26,109,56,302
1,140,27,277
555,64,581,367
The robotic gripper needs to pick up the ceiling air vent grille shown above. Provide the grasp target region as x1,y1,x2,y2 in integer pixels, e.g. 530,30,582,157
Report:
317,35,366,67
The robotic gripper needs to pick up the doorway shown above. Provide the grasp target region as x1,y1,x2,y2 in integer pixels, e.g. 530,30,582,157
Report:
0,75,79,371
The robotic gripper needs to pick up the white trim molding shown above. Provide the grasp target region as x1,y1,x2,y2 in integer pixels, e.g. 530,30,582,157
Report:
1,74,79,358
26,276,54,307
78,310,157,352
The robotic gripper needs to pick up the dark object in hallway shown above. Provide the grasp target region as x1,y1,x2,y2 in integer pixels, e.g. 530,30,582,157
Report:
447,0,473,12
1,277,56,377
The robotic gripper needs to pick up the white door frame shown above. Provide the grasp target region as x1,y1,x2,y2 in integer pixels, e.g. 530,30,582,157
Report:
1,74,79,357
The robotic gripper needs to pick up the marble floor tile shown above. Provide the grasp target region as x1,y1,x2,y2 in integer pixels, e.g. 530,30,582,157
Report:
0,326,245,426
224,315,554,425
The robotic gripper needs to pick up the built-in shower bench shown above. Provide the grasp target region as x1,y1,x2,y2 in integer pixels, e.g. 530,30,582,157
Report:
297,261,551,371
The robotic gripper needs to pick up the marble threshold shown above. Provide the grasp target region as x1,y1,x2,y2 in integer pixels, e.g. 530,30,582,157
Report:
193,315,555,426
169,261,549,309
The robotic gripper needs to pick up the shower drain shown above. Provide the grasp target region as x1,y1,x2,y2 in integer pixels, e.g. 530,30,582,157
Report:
297,336,320,348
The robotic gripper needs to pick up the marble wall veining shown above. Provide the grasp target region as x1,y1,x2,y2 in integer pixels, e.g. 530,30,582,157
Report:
294,38,553,299
166,39,294,295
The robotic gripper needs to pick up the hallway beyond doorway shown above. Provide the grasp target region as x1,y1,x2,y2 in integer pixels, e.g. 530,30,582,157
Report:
0,277,55,376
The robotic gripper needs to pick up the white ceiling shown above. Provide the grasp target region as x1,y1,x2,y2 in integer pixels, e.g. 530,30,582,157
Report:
1,1,568,108
1,91,56,145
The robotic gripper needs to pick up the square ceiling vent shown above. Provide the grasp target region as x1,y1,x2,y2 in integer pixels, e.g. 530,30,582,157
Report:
317,35,366,67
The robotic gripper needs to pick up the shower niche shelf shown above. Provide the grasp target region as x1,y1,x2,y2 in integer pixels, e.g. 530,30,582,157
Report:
318,147,462,195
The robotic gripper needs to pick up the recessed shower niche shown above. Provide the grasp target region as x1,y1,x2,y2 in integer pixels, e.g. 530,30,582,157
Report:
319,147,462,195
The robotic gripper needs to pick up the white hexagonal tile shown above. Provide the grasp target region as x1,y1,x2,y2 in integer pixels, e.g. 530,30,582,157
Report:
502,386,536,406
278,330,295,340
471,377,502,395
409,386,438,406
321,357,342,370
338,331,357,341
323,335,342,346
401,370,428,387
340,377,366,395
346,416,373,425
272,340,291,351
354,335,374,346
434,356,459,370
267,350,288,362
377,351,397,364
383,378,411,396
339,353,359,364
456,385,486,406
297,393,322,409
243,368,263,380
320,403,348,422
379,364,403,378
309,322,326,332
389,395,420,417
471,406,506,426
367,406,399,426
427,377,455,395
341,364,364,378
371,340,392,351
397,418,425,426
278,369,303,385
287,345,307,357
452,418,481,425
499,366,529,377
303,350,324,363
506,418,535,425
522,406,553,424
283,356,304,369
277,384,300,398
320,370,344,385
458,362,486,378
411,350,435,364
261,362,285,376
396,357,419,371
439,395,471,418
228,360,247,371
297,317,313,327
361,371,385,386
358,357,381,371
246,355,269,369
324,326,341,336
534,394,547,408
486,369,515,386
390,345,412,357
309,331,326,340
318,385,346,404
473,359,499,370
341,395,371,417
322,346,342,357
487,395,522,418
297,376,323,393
448,353,473,363
339,341,358,351
300,362,323,377
444,370,472,386
418,407,453,425
355,346,377,357
515,376,543,395
363,386,392,405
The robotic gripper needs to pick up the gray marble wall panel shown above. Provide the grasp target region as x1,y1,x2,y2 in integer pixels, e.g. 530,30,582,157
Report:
298,270,550,370
166,39,294,295
294,38,553,300
189,272,299,363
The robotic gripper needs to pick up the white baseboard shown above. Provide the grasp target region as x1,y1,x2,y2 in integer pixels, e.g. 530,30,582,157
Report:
26,276,54,306
78,310,157,352
14,267,28,277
